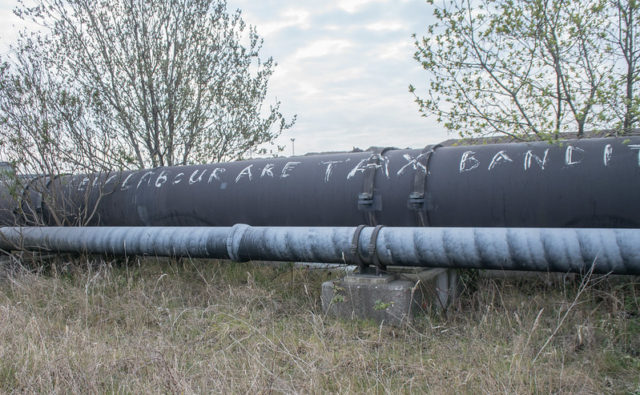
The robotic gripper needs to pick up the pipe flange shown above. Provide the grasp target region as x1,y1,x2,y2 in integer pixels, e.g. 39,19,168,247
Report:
226,224,251,262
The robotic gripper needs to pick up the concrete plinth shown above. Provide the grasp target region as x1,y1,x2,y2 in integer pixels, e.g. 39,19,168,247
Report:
321,268,458,325
388,267,458,310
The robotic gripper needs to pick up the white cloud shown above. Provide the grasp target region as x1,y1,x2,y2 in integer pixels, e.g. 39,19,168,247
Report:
323,24,342,32
230,0,442,154
364,21,405,32
336,0,390,13
258,8,310,36
371,40,414,61
293,39,353,60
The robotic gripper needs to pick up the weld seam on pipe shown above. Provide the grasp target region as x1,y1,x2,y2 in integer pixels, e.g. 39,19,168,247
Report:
226,224,249,262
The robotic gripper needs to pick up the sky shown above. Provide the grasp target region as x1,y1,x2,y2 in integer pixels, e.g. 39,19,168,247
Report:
0,0,449,155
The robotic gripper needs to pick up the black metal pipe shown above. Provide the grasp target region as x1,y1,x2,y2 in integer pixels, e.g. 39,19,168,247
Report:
2,136,640,228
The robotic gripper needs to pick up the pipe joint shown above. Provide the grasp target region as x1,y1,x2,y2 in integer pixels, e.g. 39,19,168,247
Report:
226,223,250,262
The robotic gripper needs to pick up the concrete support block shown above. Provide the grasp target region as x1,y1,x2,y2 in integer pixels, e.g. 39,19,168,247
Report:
321,274,419,325
390,267,458,311
321,269,458,325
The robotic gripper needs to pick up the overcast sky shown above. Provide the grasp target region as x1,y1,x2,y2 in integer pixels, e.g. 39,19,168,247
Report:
0,0,449,155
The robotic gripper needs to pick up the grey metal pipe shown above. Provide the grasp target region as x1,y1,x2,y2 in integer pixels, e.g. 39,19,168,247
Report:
0,226,231,258
1,225,639,274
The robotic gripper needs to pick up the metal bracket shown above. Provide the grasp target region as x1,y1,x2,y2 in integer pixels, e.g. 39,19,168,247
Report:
348,225,386,274
349,224,368,272
368,225,386,274
407,191,425,209
359,147,392,225
357,192,374,209
408,144,440,226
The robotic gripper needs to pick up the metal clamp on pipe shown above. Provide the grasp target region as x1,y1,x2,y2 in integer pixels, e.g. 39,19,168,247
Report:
349,224,367,272
368,225,386,274
358,148,392,226
348,225,386,274
408,144,440,227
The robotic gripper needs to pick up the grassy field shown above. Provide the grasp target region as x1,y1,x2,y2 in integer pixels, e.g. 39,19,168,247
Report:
0,255,638,393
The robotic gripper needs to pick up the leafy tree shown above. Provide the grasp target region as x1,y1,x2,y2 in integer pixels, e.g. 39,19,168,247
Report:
603,0,640,133
0,48,130,225
2,0,294,172
0,44,115,175
411,0,639,140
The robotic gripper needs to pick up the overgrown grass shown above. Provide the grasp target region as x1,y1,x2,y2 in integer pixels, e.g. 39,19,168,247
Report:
0,255,638,393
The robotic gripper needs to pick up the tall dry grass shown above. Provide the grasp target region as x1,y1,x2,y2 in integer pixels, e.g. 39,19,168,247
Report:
0,255,638,393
